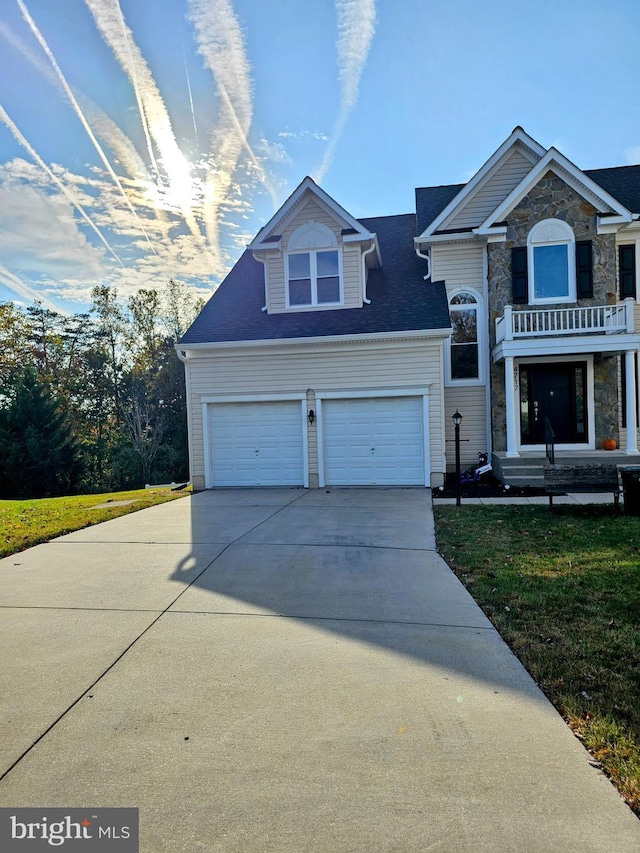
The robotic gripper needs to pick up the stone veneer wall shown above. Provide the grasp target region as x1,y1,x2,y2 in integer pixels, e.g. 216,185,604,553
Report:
488,171,618,451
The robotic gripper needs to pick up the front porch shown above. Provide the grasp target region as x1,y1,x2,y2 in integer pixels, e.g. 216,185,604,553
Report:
492,303,640,460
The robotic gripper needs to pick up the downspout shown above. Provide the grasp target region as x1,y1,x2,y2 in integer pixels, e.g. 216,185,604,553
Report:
175,347,194,487
362,240,377,304
254,253,268,311
415,244,431,280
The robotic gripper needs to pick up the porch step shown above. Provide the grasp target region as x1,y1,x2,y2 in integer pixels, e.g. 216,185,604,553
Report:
491,454,545,488
492,451,633,488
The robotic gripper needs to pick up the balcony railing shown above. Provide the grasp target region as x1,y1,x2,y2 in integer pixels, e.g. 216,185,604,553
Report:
496,301,635,343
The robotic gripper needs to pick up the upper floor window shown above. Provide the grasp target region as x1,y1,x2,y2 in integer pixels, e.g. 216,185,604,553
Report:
448,290,481,383
527,219,575,304
286,221,342,308
288,250,341,306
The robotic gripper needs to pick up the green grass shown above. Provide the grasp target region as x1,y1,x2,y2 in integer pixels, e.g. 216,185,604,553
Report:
434,504,640,815
0,487,189,558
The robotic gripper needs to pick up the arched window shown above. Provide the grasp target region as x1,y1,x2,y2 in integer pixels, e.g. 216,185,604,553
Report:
448,290,481,382
286,221,342,307
527,219,575,304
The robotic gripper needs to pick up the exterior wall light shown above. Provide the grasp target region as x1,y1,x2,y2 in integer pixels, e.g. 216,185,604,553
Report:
308,409,315,425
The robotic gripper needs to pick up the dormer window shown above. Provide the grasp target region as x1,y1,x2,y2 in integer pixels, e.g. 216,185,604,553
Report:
286,221,342,308
528,219,576,304
288,250,341,306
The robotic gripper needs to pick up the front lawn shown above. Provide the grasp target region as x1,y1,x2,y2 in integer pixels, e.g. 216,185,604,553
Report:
0,488,189,559
434,504,640,815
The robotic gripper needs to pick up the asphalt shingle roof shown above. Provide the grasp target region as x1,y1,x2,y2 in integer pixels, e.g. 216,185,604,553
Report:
585,165,640,214
180,213,450,345
415,183,465,236
180,161,640,348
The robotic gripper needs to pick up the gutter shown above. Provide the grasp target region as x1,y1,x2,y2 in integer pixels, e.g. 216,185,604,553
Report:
361,240,377,304
414,244,431,280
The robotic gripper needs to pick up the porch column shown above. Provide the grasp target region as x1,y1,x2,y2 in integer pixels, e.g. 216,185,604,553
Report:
625,350,639,454
505,356,519,457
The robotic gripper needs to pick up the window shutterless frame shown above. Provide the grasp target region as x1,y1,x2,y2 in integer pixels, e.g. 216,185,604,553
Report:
286,249,343,308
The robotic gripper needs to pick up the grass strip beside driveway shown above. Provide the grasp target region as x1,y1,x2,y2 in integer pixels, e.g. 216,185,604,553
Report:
0,488,189,558
434,504,640,816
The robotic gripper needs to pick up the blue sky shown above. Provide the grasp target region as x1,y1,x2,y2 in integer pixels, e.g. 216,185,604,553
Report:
0,0,639,313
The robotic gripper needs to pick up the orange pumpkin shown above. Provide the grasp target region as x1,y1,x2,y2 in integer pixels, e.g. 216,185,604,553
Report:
603,437,617,451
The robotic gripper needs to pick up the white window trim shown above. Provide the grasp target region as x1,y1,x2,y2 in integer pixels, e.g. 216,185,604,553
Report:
514,354,595,453
445,286,485,387
201,393,309,489
528,218,576,306
314,387,431,488
285,247,344,309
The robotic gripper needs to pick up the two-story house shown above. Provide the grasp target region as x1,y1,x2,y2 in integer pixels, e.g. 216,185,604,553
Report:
178,127,640,490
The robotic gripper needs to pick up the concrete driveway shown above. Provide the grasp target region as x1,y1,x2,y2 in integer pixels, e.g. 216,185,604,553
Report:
0,488,638,852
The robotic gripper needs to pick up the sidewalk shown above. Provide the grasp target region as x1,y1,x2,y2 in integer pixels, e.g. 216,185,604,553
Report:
435,492,618,506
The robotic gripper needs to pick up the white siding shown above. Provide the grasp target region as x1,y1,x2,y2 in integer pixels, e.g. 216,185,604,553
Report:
432,243,489,464
266,197,362,314
185,339,446,488
431,243,484,295
445,151,532,231
444,386,487,470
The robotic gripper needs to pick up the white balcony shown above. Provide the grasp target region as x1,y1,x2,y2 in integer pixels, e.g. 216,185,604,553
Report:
496,300,635,343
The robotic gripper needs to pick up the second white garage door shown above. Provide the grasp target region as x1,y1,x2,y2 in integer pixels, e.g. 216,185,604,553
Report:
209,401,305,486
323,397,426,485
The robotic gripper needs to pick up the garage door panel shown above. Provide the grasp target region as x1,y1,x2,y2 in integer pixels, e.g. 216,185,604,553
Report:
324,397,425,486
209,401,304,487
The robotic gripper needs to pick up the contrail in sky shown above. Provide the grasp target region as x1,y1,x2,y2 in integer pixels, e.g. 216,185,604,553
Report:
315,0,377,183
0,262,61,312
83,0,210,259
187,0,277,259
17,0,157,253
0,104,124,267
180,22,200,151
0,20,150,185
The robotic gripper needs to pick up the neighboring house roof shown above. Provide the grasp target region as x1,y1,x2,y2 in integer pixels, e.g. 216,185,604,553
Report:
585,166,640,214
415,184,465,236
415,166,640,239
180,213,450,346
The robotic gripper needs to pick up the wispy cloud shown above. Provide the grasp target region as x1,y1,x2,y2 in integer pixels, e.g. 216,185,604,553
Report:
186,0,258,257
0,261,60,312
18,0,157,254
83,0,211,260
315,0,377,183
0,105,124,266
0,18,150,185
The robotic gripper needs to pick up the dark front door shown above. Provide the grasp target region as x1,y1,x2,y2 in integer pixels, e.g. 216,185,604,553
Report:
520,362,588,445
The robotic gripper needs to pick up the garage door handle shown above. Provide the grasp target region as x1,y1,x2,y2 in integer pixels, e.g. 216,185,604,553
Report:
371,448,375,454
255,450,259,456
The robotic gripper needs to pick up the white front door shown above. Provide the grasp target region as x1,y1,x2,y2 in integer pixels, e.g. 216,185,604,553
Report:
209,401,304,486
323,397,425,485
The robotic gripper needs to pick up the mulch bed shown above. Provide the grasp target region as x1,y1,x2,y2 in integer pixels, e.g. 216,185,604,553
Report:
433,474,546,500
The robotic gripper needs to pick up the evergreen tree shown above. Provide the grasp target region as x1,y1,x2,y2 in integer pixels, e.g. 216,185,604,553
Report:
0,368,83,499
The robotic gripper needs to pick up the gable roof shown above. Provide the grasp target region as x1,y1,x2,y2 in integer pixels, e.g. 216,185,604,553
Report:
180,213,450,346
477,147,634,233
415,127,545,242
249,176,376,252
585,166,640,214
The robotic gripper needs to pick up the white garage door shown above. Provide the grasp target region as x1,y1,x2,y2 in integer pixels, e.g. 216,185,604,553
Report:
209,401,304,486
323,397,425,485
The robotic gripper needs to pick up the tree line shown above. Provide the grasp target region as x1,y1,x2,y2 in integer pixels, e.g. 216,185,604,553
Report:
0,280,204,499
